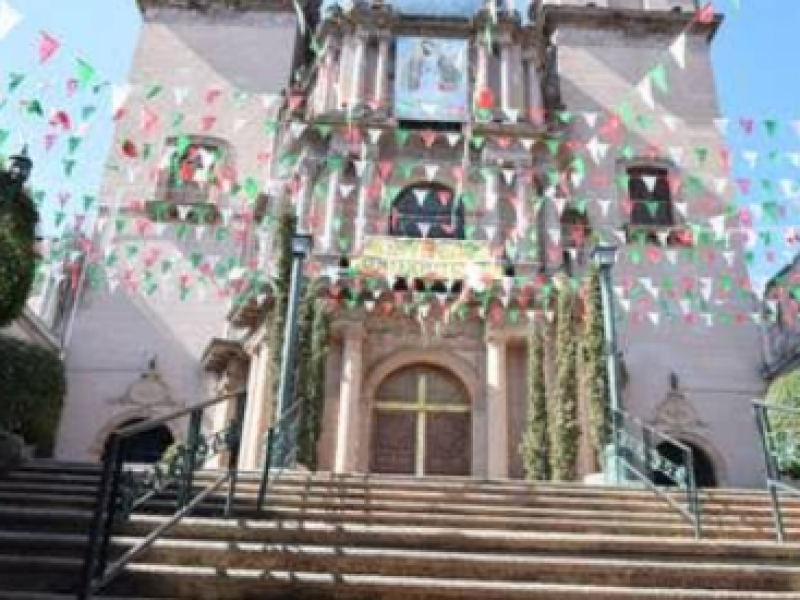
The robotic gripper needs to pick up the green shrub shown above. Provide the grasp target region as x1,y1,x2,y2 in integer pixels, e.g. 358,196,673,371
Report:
0,335,66,452
0,171,39,327
766,370,800,478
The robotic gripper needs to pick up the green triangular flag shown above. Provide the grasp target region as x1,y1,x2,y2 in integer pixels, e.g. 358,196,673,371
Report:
76,59,96,88
649,64,669,93
8,73,25,93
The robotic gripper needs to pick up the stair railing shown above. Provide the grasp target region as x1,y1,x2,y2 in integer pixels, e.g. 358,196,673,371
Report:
256,399,302,514
612,408,702,539
753,400,800,542
78,390,247,599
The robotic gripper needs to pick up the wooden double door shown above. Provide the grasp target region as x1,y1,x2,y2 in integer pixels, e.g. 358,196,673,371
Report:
370,364,471,477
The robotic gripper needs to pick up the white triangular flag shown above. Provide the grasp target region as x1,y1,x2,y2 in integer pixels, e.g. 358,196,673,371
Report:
177,205,192,219
548,228,561,245
665,250,677,264
742,150,759,169
668,147,684,165
368,128,383,144
446,133,462,146
339,184,354,197
520,138,534,151
290,122,306,138
414,189,428,206
662,115,679,131
111,83,132,115
582,112,598,128
714,177,728,194
0,1,22,40
553,196,567,216
502,168,515,186
598,199,611,216
484,225,497,240
173,87,189,105
674,202,688,217
504,108,519,122
642,175,658,193
669,32,687,69
713,118,729,135
637,77,655,109
418,222,432,238
425,164,439,180
649,312,661,326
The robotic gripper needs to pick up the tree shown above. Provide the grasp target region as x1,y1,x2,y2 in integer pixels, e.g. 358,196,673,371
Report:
765,370,800,478
0,170,38,327
582,265,609,467
520,328,549,480
549,277,580,481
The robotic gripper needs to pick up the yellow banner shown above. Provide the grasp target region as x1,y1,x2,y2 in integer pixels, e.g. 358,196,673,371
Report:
353,236,501,280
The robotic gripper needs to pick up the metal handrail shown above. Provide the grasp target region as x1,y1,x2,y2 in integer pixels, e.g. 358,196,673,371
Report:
256,400,303,514
753,400,800,542
78,390,247,599
612,408,702,539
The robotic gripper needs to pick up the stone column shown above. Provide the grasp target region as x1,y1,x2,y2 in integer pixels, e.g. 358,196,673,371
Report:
374,34,390,109
318,36,341,114
239,341,270,470
355,161,374,252
476,42,489,92
515,166,529,258
500,41,512,119
349,31,368,108
322,164,342,254
295,164,315,234
334,323,365,473
526,51,544,126
486,331,509,479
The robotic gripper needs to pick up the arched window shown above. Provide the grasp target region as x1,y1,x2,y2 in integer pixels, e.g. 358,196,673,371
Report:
389,183,464,240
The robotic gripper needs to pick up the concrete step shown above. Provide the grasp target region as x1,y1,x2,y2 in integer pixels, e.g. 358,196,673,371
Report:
127,539,800,591
106,566,800,599
121,515,800,562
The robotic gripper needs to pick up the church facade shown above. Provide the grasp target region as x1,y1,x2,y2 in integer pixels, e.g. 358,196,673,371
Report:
57,0,767,488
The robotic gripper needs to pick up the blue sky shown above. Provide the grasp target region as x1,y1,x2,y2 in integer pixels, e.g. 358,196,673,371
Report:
1,0,798,286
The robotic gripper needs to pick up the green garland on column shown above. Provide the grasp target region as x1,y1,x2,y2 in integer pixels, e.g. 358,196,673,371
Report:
268,209,296,405
582,265,609,466
520,328,549,480
296,281,331,470
549,277,580,481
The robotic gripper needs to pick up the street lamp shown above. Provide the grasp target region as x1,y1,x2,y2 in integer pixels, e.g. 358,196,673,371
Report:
273,231,313,466
592,244,623,484
8,146,33,187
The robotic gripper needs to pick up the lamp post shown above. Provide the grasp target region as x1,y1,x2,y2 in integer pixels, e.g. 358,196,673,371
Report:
7,146,33,192
592,244,622,484
273,231,313,466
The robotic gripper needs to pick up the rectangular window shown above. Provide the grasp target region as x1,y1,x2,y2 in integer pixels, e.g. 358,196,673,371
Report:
628,166,673,228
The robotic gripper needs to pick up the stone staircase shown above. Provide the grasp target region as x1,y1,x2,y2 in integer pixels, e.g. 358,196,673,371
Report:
1,461,800,599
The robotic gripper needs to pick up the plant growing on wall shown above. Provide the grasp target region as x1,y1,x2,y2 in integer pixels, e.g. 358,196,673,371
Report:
0,335,66,453
582,265,609,466
0,170,38,327
549,277,580,481
766,370,800,478
520,328,549,480
268,209,296,405
295,280,331,470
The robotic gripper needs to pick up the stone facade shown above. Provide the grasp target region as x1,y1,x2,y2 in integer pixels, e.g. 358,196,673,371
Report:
55,0,301,461
59,0,767,488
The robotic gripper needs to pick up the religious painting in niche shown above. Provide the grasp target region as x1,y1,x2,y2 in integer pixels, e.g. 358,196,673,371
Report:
394,37,469,122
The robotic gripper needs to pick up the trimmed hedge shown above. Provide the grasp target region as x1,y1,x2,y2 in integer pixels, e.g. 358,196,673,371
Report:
766,370,800,478
0,335,66,452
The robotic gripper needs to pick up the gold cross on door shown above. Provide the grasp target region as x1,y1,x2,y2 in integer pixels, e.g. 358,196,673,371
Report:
371,365,471,477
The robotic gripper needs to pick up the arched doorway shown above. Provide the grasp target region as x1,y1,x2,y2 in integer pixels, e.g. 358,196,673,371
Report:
370,364,471,477
653,440,717,488
112,419,175,464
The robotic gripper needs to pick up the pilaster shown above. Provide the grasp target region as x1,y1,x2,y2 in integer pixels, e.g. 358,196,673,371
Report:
486,329,509,478
334,322,366,473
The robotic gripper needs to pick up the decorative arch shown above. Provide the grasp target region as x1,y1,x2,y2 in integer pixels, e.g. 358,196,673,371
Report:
87,407,185,462
389,182,464,240
671,432,727,488
363,349,479,406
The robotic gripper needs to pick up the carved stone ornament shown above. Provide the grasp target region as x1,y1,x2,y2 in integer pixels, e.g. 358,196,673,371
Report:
111,362,176,409
652,388,707,433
